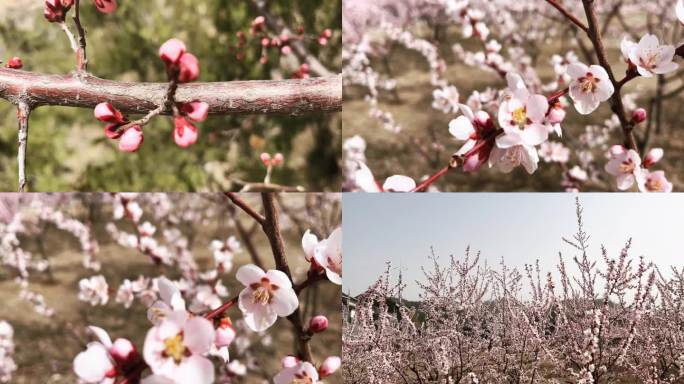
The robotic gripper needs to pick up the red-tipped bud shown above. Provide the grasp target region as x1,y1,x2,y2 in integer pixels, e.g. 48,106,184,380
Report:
631,108,647,124
214,319,236,348
159,39,187,66
281,356,299,368
181,101,209,122
643,148,663,168
92,0,117,13
271,153,284,167
178,53,200,83
173,116,198,148
118,126,144,153
109,338,138,367
281,46,292,56
104,124,123,139
94,102,125,124
260,152,271,166
318,37,329,46
318,356,341,378
309,315,328,333
6,57,23,69
44,0,71,22
547,104,566,124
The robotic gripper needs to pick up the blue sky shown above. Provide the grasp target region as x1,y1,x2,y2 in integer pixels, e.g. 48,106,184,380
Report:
343,193,684,301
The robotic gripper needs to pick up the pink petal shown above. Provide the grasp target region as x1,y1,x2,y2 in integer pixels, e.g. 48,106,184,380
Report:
182,317,214,355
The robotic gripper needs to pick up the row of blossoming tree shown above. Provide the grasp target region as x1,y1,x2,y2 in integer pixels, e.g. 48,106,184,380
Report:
344,199,684,383
342,0,684,192
0,192,342,383
0,0,341,191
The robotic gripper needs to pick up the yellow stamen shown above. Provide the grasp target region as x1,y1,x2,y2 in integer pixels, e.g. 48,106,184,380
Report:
511,107,527,128
253,286,272,305
163,334,186,364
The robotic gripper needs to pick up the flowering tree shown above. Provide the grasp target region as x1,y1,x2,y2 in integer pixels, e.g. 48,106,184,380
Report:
0,193,341,383
0,0,341,191
343,0,684,192
343,199,684,383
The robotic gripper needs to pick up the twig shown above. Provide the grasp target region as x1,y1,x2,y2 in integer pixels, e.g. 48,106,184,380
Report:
224,193,265,225
544,0,588,32
16,102,30,192
73,0,88,72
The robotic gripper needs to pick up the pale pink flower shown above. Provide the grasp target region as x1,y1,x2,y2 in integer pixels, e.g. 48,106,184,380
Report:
273,361,319,384
432,85,460,114
147,277,186,324
496,73,549,148
567,62,614,114
319,356,341,378
354,163,415,192
313,228,342,285
236,264,299,332
143,311,215,384
604,147,641,190
119,126,144,153
448,104,496,172
78,275,109,306
488,145,539,174
627,34,678,77
538,141,569,163
637,170,673,193
301,230,319,262
73,326,137,384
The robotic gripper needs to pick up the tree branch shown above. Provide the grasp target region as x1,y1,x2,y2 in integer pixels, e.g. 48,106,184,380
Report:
16,102,30,192
545,0,588,32
0,69,342,116
225,192,265,225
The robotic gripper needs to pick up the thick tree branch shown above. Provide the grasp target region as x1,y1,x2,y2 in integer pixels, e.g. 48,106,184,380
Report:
16,102,30,192
0,69,342,116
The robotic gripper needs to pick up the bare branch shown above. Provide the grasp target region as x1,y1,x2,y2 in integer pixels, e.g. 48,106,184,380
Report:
0,69,342,116
16,102,30,192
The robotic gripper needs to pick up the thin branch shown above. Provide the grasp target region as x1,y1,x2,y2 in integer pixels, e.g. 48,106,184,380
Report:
260,192,313,362
545,0,588,32
0,69,342,116
228,203,266,270
73,0,88,72
224,193,265,225
16,102,30,192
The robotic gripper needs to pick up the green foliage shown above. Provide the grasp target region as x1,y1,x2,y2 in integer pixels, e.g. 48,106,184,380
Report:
0,0,341,191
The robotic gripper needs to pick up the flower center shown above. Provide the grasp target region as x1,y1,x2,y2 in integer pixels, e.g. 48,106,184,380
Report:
511,107,528,128
619,160,635,173
640,52,658,69
293,372,314,384
251,278,279,306
579,73,599,94
645,177,662,191
163,334,186,364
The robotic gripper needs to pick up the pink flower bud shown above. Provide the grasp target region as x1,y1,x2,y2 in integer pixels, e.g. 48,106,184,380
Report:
92,0,116,13
272,152,284,166
609,144,625,157
181,101,209,122
104,124,123,139
252,16,265,31
159,39,187,66
547,105,566,124
631,108,647,124
281,356,299,368
173,116,199,148
259,56,268,65
322,29,333,38
643,147,663,168
178,53,200,83
318,37,328,46
118,126,144,153
110,338,136,364
6,57,23,69
309,315,328,333
261,38,270,47
280,34,290,43
94,102,125,124
61,0,74,6
300,64,310,73
260,152,271,166
214,320,236,348
318,356,341,378
44,0,70,23
281,46,292,56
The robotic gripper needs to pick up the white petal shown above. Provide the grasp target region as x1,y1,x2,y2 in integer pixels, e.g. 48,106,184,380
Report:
567,63,588,79
520,123,549,146
267,269,294,289
88,326,113,349
382,175,416,192
236,264,266,286
354,162,381,192
301,230,318,260
271,287,299,317
525,95,549,123
495,131,523,148
74,343,113,382
183,317,215,356
176,355,215,384
448,116,475,140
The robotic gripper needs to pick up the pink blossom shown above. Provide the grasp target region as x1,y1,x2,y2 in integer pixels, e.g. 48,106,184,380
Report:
118,126,144,153
637,170,673,193
159,39,187,66
173,117,198,148
236,264,299,332
143,311,215,384
567,62,614,114
448,103,496,172
488,145,539,174
626,34,678,77
313,228,342,285
631,108,647,124
44,0,72,22
92,0,116,13
94,103,125,124
643,148,663,168
73,326,138,384
354,162,415,192
6,57,22,69
496,73,549,148
273,361,319,384
178,53,200,83
604,147,641,190
180,101,209,122
319,356,341,378
309,315,329,333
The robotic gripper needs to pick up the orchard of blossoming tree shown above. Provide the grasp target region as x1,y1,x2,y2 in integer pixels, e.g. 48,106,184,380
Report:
343,198,684,383
343,0,684,192
0,0,341,192
0,193,341,383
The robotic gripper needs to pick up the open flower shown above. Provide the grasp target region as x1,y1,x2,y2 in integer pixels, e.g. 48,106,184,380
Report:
567,62,614,115
604,146,641,190
313,228,342,286
73,326,139,384
626,34,678,77
236,264,299,332
273,361,319,384
448,104,496,172
488,145,539,174
354,162,416,192
173,116,199,148
147,277,187,324
143,311,215,384
432,85,460,114
496,73,549,148
637,170,673,193
78,275,109,306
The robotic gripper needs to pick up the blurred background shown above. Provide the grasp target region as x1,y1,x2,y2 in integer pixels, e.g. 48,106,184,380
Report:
0,0,341,191
0,193,341,383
